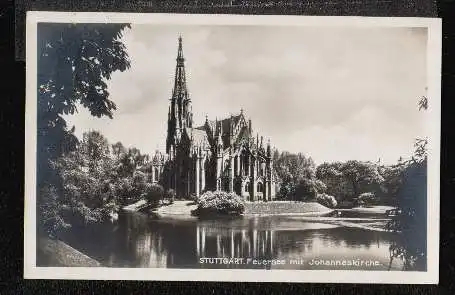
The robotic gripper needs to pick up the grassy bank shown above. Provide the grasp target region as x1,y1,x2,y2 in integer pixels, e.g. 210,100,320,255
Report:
122,199,149,212
244,201,333,216
153,200,333,217
37,236,101,267
152,200,198,219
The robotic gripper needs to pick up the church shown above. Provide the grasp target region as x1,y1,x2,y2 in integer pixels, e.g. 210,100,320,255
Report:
151,37,277,201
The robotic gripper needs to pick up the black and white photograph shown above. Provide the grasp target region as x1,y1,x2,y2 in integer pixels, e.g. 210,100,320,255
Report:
24,12,441,283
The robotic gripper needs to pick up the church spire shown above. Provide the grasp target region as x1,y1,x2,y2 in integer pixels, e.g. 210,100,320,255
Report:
177,35,184,62
167,36,192,154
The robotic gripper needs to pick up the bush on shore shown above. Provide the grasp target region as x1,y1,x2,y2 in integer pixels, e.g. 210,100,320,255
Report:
354,192,378,207
316,193,338,208
193,191,245,216
165,189,176,204
143,184,165,208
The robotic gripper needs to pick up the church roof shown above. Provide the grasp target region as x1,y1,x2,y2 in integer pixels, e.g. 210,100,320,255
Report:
186,127,209,147
220,114,242,134
192,111,271,151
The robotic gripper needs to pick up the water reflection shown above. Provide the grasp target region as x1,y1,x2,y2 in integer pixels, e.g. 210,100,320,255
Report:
63,213,408,270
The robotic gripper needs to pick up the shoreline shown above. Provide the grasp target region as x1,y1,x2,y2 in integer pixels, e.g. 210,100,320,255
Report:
150,200,335,218
37,236,102,267
122,200,393,220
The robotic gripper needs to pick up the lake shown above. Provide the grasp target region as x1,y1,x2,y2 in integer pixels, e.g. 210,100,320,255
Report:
61,210,410,271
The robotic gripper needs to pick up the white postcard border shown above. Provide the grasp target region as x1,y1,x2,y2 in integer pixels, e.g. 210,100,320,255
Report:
24,12,441,284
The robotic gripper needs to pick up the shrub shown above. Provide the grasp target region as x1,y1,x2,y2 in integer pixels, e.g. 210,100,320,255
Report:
294,178,327,201
38,184,71,236
194,191,245,216
143,184,164,207
354,192,378,207
166,189,176,204
316,193,338,208
188,194,199,202
115,177,134,205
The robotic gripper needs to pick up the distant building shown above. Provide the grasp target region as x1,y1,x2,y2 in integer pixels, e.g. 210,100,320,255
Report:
152,37,276,201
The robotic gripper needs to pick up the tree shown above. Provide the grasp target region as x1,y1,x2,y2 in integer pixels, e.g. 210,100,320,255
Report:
387,95,428,270
294,178,327,201
37,23,131,235
316,162,349,199
112,141,127,159
273,151,325,200
37,23,130,188
339,160,384,199
52,131,118,229
378,159,407,206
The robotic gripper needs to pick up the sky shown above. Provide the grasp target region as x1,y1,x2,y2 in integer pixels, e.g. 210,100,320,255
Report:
64,24,428,165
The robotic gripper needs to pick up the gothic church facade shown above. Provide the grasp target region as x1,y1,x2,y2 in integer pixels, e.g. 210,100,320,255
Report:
152,37,276,201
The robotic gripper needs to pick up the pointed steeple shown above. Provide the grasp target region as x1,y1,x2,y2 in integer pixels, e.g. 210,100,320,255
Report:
167,36,193,154
220,119,223,135
177,35,185,63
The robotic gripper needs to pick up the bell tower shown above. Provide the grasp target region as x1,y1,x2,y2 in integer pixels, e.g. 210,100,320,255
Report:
166,36,193,154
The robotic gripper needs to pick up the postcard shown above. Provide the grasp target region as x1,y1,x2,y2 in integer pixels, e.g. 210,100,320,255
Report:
25,12,441,283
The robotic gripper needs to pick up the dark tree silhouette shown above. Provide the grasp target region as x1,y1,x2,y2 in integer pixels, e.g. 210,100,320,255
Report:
387,95,428,270
37,23,131,235
37,23,131,187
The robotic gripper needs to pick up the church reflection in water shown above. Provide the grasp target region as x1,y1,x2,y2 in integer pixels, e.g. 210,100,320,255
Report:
64,213,406,270
196,226,275,259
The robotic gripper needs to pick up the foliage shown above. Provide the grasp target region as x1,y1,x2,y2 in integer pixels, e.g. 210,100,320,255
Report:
386,95,428,270
195,191,245,216
112,142,149,178
316,162,351,200
37,23,130,183
316,160,383,202
51,131,119,227
293,178,327,201
166,189,176,204
353,192,378,207
273,152,325,201
339,160,384,198
316,193,338,209
387,160,427,270
36,23,131,235
38,184,71,236
378,159,408,206
413,138,428,163
39,130,156,234
418,95,428,111
144,184,165,207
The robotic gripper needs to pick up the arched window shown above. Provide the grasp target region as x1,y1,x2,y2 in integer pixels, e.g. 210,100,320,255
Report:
154,167,159,182
257,182,263,193
224,159,229,176
245,182,250,192
234,156,238,176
